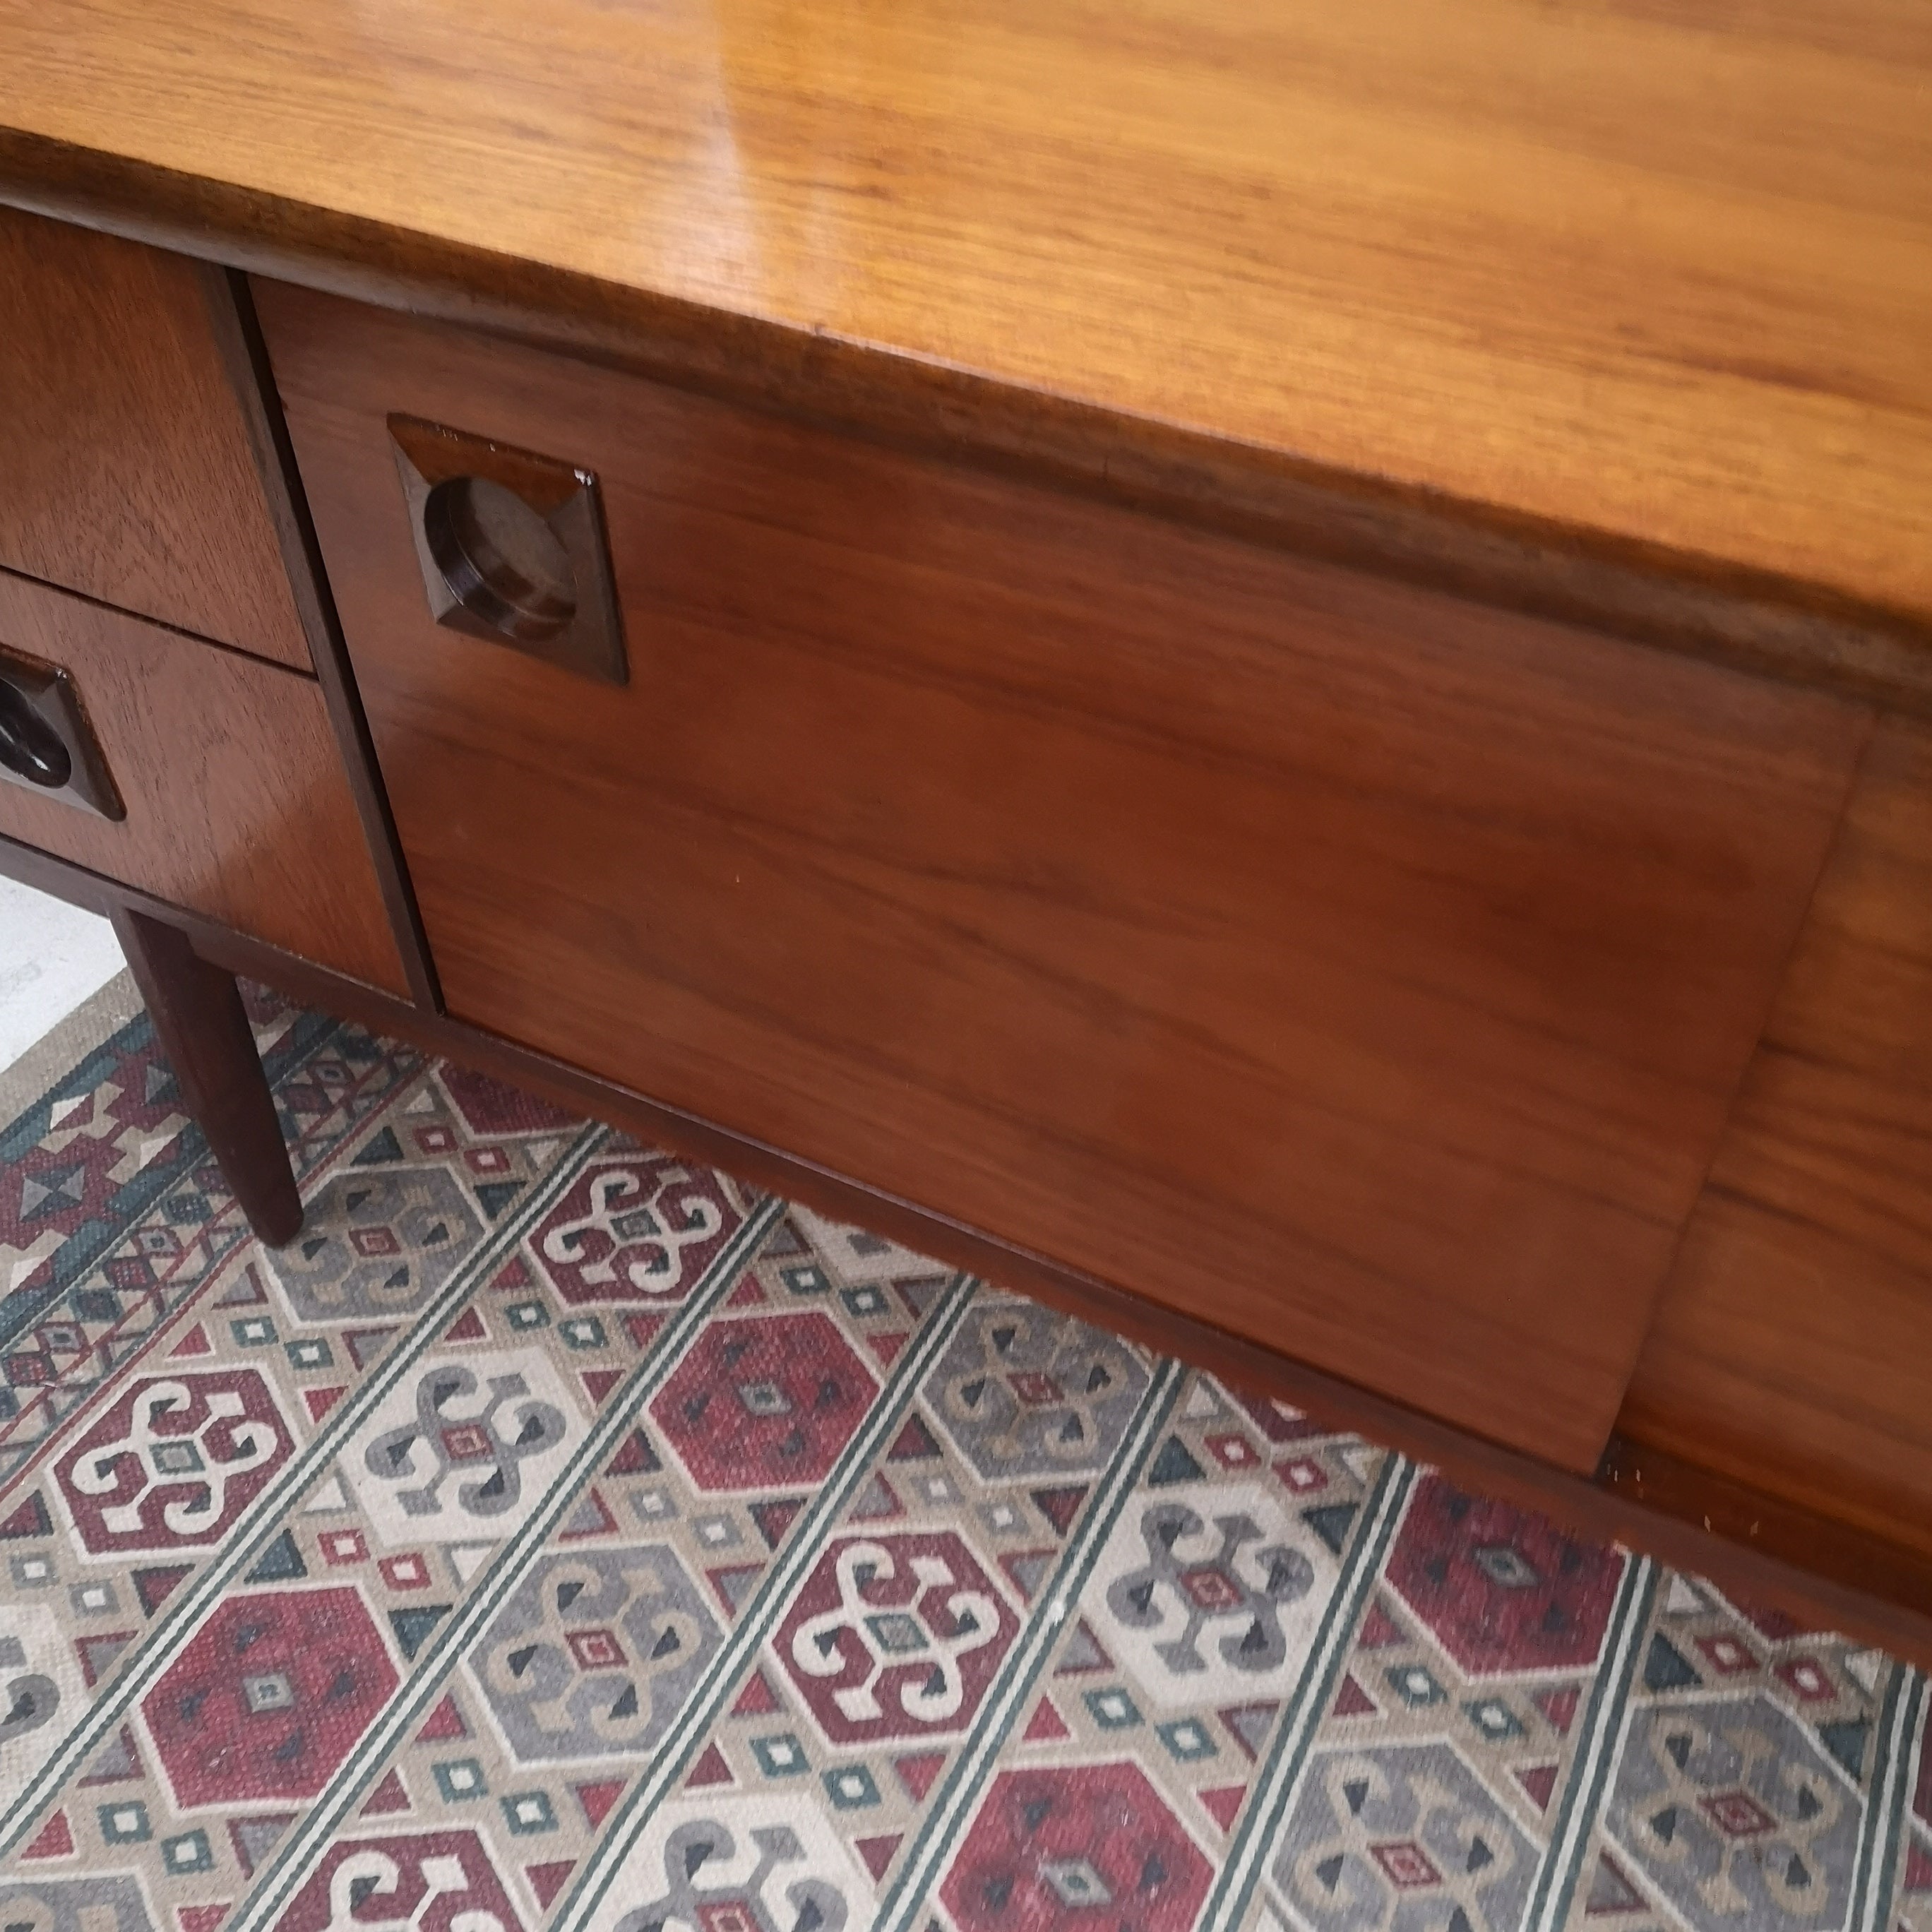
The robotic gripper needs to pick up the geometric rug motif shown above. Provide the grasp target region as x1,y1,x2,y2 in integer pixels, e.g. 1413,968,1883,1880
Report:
0,991,409,1488
0,985,1925,1932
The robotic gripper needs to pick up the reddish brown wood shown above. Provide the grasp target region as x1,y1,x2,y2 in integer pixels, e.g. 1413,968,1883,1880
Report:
0,564,407,994
4,136,1925,714
0,203,309,667
261,281,1873,1472
11,827,1929,1666
1622,714,1932,1561
2,0,1931,681
108,905,302,1245
196,263,442,1009
1596,1437,1932,1631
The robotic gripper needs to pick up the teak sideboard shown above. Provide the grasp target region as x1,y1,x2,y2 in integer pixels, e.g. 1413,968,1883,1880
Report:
0,0,1928,1659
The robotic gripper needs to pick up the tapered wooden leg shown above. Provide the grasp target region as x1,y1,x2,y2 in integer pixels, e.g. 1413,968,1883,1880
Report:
110,907,303,1246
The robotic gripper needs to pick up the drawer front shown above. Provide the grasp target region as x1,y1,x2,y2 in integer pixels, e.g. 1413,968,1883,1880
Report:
1623,715,1932,1558
0,205,309,669
262,282,1865,1469
0,564,405,994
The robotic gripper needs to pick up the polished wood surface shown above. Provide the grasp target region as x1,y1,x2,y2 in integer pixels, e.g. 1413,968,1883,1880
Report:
111,906,304,1245
13,823,1931,1669
0,564,406,994
0,204,309,668
203,266,444,1008
0,0,1926,662
266,281,1871,1469
1622,715,1932,1563
8,142,1925,717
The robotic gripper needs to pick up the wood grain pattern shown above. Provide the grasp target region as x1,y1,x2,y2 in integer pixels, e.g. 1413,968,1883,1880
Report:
199,263,444,1009
6,142,1927,717
0,0,1926,652
11,824,1931,1666
1622,715,1932,1563
0,564,405,994
264,281,1871,1469
0,204,309,667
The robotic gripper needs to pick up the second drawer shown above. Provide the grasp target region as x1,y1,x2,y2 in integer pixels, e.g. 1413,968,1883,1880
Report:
261,280,1866,1469
0,564,405,995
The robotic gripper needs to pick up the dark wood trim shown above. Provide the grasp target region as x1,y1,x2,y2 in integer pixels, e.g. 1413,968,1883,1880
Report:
0,827,402,994
109,905,303,1246
2,130,1928,717
192,257,441,1011
1598,1435,1932,1627
6,825,1929,1666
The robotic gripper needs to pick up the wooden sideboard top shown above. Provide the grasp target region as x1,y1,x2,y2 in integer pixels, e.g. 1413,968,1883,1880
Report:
1,0,1927,694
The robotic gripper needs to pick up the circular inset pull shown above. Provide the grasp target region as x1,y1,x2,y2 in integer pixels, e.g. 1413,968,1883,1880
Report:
422,475,578,643
0,680,72,789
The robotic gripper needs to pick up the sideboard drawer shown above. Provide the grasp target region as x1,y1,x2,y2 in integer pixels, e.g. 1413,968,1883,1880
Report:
0,565,405,994
261,281,1867,1469
0,205,310,669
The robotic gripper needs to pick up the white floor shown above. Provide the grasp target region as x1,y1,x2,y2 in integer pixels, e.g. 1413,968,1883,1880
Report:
0,877,126,1072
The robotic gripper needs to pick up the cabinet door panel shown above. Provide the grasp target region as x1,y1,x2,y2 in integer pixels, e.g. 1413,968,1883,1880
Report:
262,279,1866,1469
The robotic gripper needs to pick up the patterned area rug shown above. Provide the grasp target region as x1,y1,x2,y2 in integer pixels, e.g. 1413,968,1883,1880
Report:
0,981,1926,1932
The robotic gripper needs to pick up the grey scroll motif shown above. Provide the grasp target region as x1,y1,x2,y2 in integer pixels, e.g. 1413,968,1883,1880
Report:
0,1635,59,1751
1106,1501,1314,1676
362,1364,567,1522
613,1820,848,1932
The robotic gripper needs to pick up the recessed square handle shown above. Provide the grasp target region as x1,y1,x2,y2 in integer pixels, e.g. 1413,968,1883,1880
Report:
0,641,124,821
388,414,628,687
